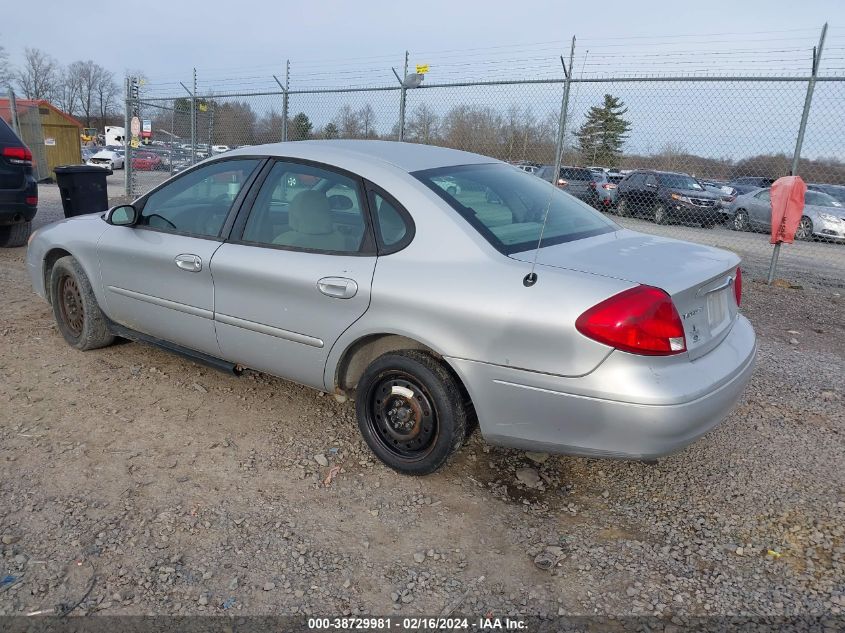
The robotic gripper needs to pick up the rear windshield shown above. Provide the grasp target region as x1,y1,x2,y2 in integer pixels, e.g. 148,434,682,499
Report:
658,173,704,191
414,163,617,254
0,117,22,144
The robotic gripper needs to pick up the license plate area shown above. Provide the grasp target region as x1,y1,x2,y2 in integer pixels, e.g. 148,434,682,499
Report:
706,287,729,328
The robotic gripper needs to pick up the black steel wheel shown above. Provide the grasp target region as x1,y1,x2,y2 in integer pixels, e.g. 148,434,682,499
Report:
355,350,468,475
50,256,115,351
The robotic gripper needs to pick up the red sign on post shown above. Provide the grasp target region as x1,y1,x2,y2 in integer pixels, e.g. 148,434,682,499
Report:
769,175,807,244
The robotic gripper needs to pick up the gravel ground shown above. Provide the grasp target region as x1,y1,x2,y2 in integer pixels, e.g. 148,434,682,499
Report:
1,179,843,621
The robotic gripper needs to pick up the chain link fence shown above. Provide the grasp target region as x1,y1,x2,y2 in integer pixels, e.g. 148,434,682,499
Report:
123,32,845,288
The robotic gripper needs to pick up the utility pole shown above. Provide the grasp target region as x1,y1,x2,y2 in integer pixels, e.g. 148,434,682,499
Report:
398,50,409,141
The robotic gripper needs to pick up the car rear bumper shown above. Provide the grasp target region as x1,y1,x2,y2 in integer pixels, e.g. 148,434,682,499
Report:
0,186,37,224
447,314,756,459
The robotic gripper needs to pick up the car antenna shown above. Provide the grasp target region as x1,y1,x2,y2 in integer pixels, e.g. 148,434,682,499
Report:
524,37,576,288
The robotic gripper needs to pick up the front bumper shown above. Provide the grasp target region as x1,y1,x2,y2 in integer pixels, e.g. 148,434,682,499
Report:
447,314,756,459
814,217,845,241
668,201,720,221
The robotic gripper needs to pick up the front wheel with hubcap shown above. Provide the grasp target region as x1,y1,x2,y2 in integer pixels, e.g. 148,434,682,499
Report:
795,216,814,240
732,209,749,231
50,256,115,350
616,198,629,217
355,350,468,475
653,203,669,225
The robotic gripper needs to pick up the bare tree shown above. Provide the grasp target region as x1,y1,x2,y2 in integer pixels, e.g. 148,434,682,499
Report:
16,48,58,100
358,104,377,138
336,104,362,138
0,44,12,88
54,64,82,116
95,68,118,122
406,103,440,144
73,60,107,127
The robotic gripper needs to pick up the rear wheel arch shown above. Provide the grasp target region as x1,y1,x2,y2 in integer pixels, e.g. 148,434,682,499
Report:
43,248,73,304
334,334,442,393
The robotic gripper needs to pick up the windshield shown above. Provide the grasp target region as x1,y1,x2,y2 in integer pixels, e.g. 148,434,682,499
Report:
658,174,704,191
414,163,617,254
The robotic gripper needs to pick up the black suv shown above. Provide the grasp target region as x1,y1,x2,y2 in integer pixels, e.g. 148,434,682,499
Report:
616,170,721,227
0,117,37,247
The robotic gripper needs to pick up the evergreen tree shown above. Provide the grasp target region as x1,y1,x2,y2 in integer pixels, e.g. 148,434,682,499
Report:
574,94,631,167
322,122,339,139
288,112,313,141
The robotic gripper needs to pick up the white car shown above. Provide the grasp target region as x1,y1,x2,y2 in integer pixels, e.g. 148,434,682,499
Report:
87,150,124,171
212,145,231,154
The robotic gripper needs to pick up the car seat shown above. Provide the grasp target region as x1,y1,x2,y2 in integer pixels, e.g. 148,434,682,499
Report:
273,190,347,251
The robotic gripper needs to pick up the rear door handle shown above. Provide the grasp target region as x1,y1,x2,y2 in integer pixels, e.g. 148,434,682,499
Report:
175,253,202,272
317,277,358,299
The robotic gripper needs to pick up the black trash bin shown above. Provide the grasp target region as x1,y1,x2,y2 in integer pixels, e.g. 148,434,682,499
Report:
54,165,112,218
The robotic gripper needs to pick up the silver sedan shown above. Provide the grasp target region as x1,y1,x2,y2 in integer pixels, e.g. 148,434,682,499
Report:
728,187,845,241
26,141,756,474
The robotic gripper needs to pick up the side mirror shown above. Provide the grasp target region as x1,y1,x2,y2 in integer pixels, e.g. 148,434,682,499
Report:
106,204,138,226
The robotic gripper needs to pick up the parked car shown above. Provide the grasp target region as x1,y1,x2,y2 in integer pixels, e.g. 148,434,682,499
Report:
728,187,845,241
808,183,845,205
616,170,722,227
26,140,756,474
510,161,542,175
212,145,231,154
536,165,618,209
88,149,124,171
727,176,776,196
131,152,163,171
702,181,738,223
0,116,37,247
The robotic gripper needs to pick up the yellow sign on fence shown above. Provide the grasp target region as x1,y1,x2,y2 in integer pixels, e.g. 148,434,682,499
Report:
415,64,429,74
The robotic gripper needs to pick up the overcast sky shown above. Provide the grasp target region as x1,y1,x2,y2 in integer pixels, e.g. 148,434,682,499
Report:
3,0,843,160
2,0,841,84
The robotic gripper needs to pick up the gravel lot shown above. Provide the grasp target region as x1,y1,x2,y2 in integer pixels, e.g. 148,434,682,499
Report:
1,179,843,621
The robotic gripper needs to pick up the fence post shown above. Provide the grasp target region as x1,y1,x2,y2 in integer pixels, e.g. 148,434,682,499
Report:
552,37,576,181
191,68,197,164
767,22,827,285
398,51,408,141
124,77,131,197
283,60,290,142
7,87,20,136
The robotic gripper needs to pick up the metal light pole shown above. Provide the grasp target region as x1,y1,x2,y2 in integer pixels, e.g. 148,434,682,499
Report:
767,22,827,285
399,51,409,141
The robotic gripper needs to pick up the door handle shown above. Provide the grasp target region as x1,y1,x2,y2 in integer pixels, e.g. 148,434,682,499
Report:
175,253,202,272
317,277,358,299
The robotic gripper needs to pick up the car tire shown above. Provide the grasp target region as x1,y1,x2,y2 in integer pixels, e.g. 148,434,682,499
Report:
732,209,749,231
355,350,468,475
616,198,629,217
795,216,814,241
653,203,669,225
49,256,115,351
0,221,32,247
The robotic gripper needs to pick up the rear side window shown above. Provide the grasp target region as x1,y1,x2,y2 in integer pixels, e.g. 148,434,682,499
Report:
414,163,616,254
0,117,22,144
560,167,592,181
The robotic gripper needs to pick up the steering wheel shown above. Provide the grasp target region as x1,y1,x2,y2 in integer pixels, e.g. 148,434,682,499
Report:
145,213,177,230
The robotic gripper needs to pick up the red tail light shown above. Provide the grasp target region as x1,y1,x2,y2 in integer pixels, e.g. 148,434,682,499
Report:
734,268,742,307
2,146,33,164
25,196,37,206
589,181,597,189
576,286,687,356
602,183,617,190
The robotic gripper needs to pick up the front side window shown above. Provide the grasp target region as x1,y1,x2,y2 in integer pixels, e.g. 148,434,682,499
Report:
139,159,260,237
755,189,771,201
414,163,617,254
241,161,367,253
805,191,842,208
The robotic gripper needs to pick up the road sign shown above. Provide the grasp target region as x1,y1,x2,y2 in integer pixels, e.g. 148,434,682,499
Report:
416,64,429,74
141,119,152,138
130,138,140,149
130,117,141,137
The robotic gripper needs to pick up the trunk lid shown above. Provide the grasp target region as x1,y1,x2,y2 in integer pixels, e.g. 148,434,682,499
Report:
510,229,741,359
